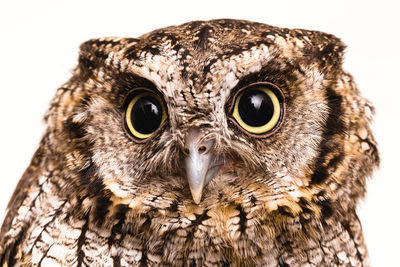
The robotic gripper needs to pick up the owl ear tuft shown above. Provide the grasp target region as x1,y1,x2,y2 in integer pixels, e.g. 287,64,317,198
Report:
76,37,140,79
76,38,116,79
301,31,347,77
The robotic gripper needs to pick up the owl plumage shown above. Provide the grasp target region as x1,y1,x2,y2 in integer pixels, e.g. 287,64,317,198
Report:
0,19,378,266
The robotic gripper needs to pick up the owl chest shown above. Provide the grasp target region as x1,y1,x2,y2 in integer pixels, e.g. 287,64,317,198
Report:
6,174,366,267
17,204,365,267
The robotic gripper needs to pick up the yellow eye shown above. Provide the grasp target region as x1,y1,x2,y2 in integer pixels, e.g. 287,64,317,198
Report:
231,83,283,136
124,90,167,140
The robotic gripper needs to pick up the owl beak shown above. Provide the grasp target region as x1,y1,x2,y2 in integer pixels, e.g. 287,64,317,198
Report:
184,129,216,204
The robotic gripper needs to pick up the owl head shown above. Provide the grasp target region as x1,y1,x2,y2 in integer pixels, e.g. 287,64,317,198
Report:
45,19,378,244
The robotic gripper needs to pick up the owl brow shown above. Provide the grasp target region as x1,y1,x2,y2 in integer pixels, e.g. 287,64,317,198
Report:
112,72,163,105
225,65,291,107
235,55,300,88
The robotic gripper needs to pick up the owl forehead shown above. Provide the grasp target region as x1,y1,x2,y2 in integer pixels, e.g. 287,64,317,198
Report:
128,42,271,109
121,22,296,109
85,19,343,110
87,19,337,120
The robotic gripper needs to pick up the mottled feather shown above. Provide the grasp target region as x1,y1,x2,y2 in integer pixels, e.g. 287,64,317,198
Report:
0,19,378,267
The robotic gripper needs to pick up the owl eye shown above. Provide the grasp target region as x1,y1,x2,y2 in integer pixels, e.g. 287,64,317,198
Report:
124,90,167,140
231,83,284,136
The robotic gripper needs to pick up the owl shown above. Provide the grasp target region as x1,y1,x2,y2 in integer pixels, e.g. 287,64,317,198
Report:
0,19,379,266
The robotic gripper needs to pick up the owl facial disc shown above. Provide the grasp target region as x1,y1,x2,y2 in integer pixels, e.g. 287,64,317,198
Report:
184,129,220,204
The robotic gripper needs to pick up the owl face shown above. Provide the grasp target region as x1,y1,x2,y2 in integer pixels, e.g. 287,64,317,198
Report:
50,20,378,233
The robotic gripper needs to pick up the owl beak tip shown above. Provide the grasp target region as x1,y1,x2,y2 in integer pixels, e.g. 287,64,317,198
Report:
184,128,215,204
190,188,203,204
185,157,208,204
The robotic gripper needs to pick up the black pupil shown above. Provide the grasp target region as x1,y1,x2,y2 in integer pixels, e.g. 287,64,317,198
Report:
238,89,274,127
131,95,163,135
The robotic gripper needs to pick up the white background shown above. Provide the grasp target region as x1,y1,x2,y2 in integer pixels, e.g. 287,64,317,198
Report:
0,0,399,265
